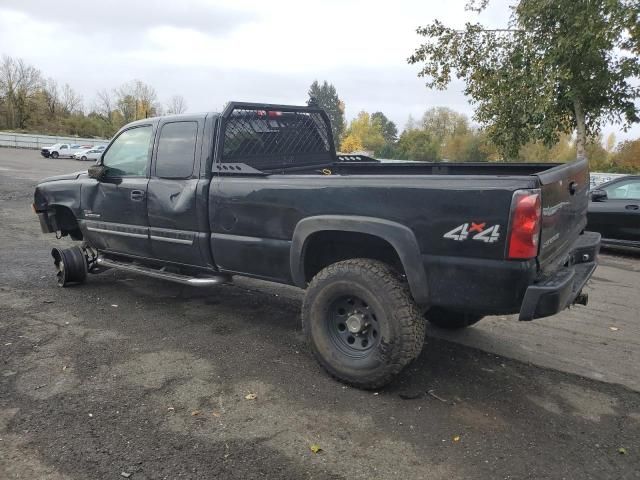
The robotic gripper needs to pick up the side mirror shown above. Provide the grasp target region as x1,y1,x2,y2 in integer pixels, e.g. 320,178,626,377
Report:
88,164,107,180
590,189,607,202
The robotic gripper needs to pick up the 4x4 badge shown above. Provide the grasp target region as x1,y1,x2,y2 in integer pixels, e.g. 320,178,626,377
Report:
443,222,501,243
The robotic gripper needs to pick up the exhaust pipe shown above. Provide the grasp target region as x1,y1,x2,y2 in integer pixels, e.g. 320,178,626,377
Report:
573,291,588,307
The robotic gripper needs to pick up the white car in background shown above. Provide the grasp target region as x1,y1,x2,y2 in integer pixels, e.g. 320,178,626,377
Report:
73,146,106,161
40,143,91,159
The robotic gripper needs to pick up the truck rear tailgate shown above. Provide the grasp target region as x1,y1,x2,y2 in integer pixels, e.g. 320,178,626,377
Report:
535,157,590,273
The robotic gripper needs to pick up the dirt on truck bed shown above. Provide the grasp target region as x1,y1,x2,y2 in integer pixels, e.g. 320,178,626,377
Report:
1,149,639,479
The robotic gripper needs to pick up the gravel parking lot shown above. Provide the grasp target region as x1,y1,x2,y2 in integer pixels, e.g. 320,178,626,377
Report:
1,148,639,479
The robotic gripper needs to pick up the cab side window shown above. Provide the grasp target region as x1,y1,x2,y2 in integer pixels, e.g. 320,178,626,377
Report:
604,179,640,200
103,126,153,177
155,121,198,179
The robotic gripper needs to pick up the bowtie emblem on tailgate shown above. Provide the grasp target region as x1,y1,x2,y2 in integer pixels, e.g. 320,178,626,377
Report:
443,222,501,243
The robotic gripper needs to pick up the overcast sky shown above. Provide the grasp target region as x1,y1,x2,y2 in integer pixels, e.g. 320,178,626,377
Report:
1,0,638,141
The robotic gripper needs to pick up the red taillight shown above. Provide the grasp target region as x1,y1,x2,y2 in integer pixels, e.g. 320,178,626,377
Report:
256,110,283,118
507,189,542,259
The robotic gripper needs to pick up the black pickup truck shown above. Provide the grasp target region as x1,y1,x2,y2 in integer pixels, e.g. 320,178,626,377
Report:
33,102,600,388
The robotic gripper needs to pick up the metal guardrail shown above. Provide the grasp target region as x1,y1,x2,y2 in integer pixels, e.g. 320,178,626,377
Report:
0,131,109,150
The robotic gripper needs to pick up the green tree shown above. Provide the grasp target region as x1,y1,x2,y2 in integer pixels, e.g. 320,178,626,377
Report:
443,130,493,162
545,134,576,162
518,140,554,163
405,114,419,131
419,107,495,162
605,132,617,153
166,94,188,114
42,78,60,120
0,56,43,129
517,133,613,171
585,136,611,171
395,129,440,161
380,107,497,162
375,143,398,159
0,55,177,138
408,0,640,160
371,111,398,144
115,80,159,122
421,107,469,142
612,139,640,172
308,80,345,148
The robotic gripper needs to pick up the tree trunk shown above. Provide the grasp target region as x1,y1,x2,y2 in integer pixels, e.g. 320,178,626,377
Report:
573,98,587,160
6,93,16,129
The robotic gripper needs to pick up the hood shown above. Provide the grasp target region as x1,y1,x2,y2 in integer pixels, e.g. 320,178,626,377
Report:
38,170,88,183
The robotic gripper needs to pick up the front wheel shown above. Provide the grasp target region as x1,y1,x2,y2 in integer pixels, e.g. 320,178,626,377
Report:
51,151,59,159
425,307,483,330
51,246,87,287
302,259,425,389
81,156,87,161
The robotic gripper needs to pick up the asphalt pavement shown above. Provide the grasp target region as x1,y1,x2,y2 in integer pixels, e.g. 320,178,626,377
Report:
1,148,639,479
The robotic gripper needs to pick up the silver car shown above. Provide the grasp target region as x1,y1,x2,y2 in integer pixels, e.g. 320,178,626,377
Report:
73,145,106,161
75,147,105,161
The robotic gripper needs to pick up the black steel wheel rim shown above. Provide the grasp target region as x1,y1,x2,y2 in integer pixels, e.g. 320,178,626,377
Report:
53,255,66,286
326,295,380,358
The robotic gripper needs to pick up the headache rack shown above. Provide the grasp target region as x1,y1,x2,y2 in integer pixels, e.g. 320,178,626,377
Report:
217,102,336,171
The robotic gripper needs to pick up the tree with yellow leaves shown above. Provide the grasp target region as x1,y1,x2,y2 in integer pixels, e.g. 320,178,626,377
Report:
340,134,364,153
612,140,640,172
340,112,385,153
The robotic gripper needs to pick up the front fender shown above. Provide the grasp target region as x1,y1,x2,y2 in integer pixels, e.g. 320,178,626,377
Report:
33,181,83,232
34,182,81,212
290,215,430,306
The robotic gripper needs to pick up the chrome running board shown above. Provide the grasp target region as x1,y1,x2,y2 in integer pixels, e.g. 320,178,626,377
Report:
97,257,230,286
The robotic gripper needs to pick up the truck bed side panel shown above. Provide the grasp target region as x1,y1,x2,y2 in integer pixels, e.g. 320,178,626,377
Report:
208,175,537,283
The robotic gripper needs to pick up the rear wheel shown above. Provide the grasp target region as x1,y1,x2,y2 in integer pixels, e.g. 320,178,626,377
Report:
425,307,483,330
51,151,59,159
302,259,425,389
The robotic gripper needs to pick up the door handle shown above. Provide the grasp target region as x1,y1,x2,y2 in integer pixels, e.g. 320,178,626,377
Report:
130,190,145,201
625,204,639,210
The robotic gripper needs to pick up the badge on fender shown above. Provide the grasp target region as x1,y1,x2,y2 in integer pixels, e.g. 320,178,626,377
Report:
443,222,501,243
